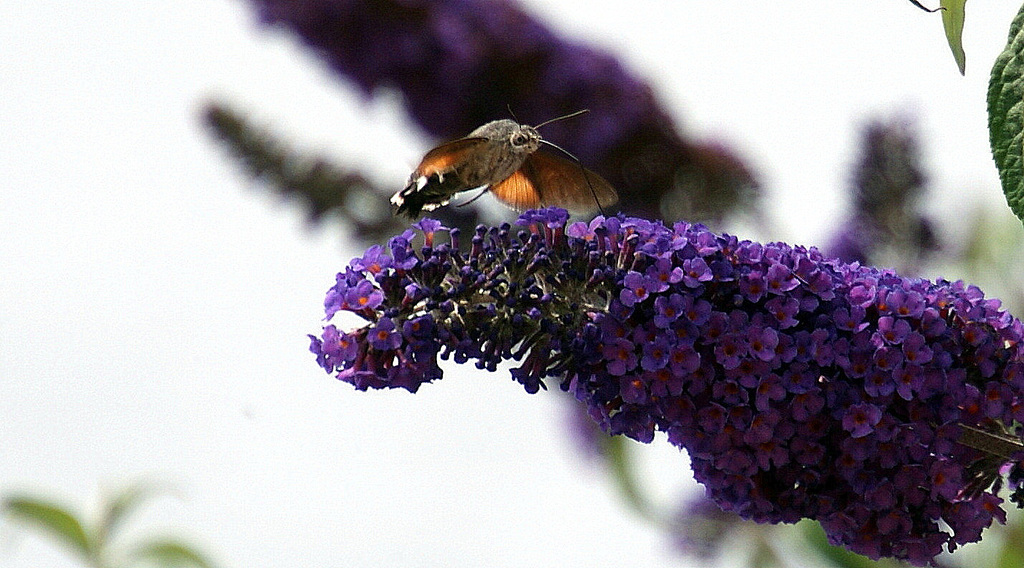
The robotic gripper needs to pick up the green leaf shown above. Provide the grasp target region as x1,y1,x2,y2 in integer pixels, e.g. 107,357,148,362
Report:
999,541,1024,568
601,434,657,522
940,0,967,74
996,518,1024,568
799,521,902,568
2,495,94,559
130,539,214,568
96,482,162,549
988,2,1024,225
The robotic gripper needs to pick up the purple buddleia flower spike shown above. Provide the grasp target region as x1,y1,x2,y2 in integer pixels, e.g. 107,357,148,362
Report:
311,208,1024,565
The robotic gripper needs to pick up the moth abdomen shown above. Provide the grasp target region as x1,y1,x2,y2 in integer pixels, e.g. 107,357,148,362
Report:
392,172,472,219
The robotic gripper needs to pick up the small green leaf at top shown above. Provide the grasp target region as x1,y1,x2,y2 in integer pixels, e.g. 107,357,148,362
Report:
2,495,94,559
907,0,965,74
940,0,967,74
989,2,1024,225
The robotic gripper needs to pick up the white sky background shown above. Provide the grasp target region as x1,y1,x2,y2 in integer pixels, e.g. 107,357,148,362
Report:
1,1,1022,567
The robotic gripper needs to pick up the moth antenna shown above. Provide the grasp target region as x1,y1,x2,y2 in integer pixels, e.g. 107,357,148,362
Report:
506,105,520,124
539,139,606,216
534,109,589,130
540,139,579,162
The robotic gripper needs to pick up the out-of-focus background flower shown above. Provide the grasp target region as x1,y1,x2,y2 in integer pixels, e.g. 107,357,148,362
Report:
3,1,1024,566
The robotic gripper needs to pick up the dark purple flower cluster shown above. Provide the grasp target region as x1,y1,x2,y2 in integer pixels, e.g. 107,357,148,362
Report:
311,208,1024,565
248,0,759,221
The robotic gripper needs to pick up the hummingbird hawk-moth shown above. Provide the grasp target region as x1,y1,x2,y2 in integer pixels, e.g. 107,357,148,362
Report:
391,111,618,218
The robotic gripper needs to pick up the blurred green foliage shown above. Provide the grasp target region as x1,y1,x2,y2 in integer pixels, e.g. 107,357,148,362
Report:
3,483,212,568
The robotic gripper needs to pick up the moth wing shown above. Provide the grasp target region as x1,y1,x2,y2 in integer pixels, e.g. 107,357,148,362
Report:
518,150,618,214
414,137,488,178
489,169,543,212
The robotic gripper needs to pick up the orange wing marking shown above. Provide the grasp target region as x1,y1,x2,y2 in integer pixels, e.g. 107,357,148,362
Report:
490,169,543,211
414,137,487,178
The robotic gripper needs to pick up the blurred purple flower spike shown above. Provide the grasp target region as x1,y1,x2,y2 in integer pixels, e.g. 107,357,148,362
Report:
250,0,758,221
